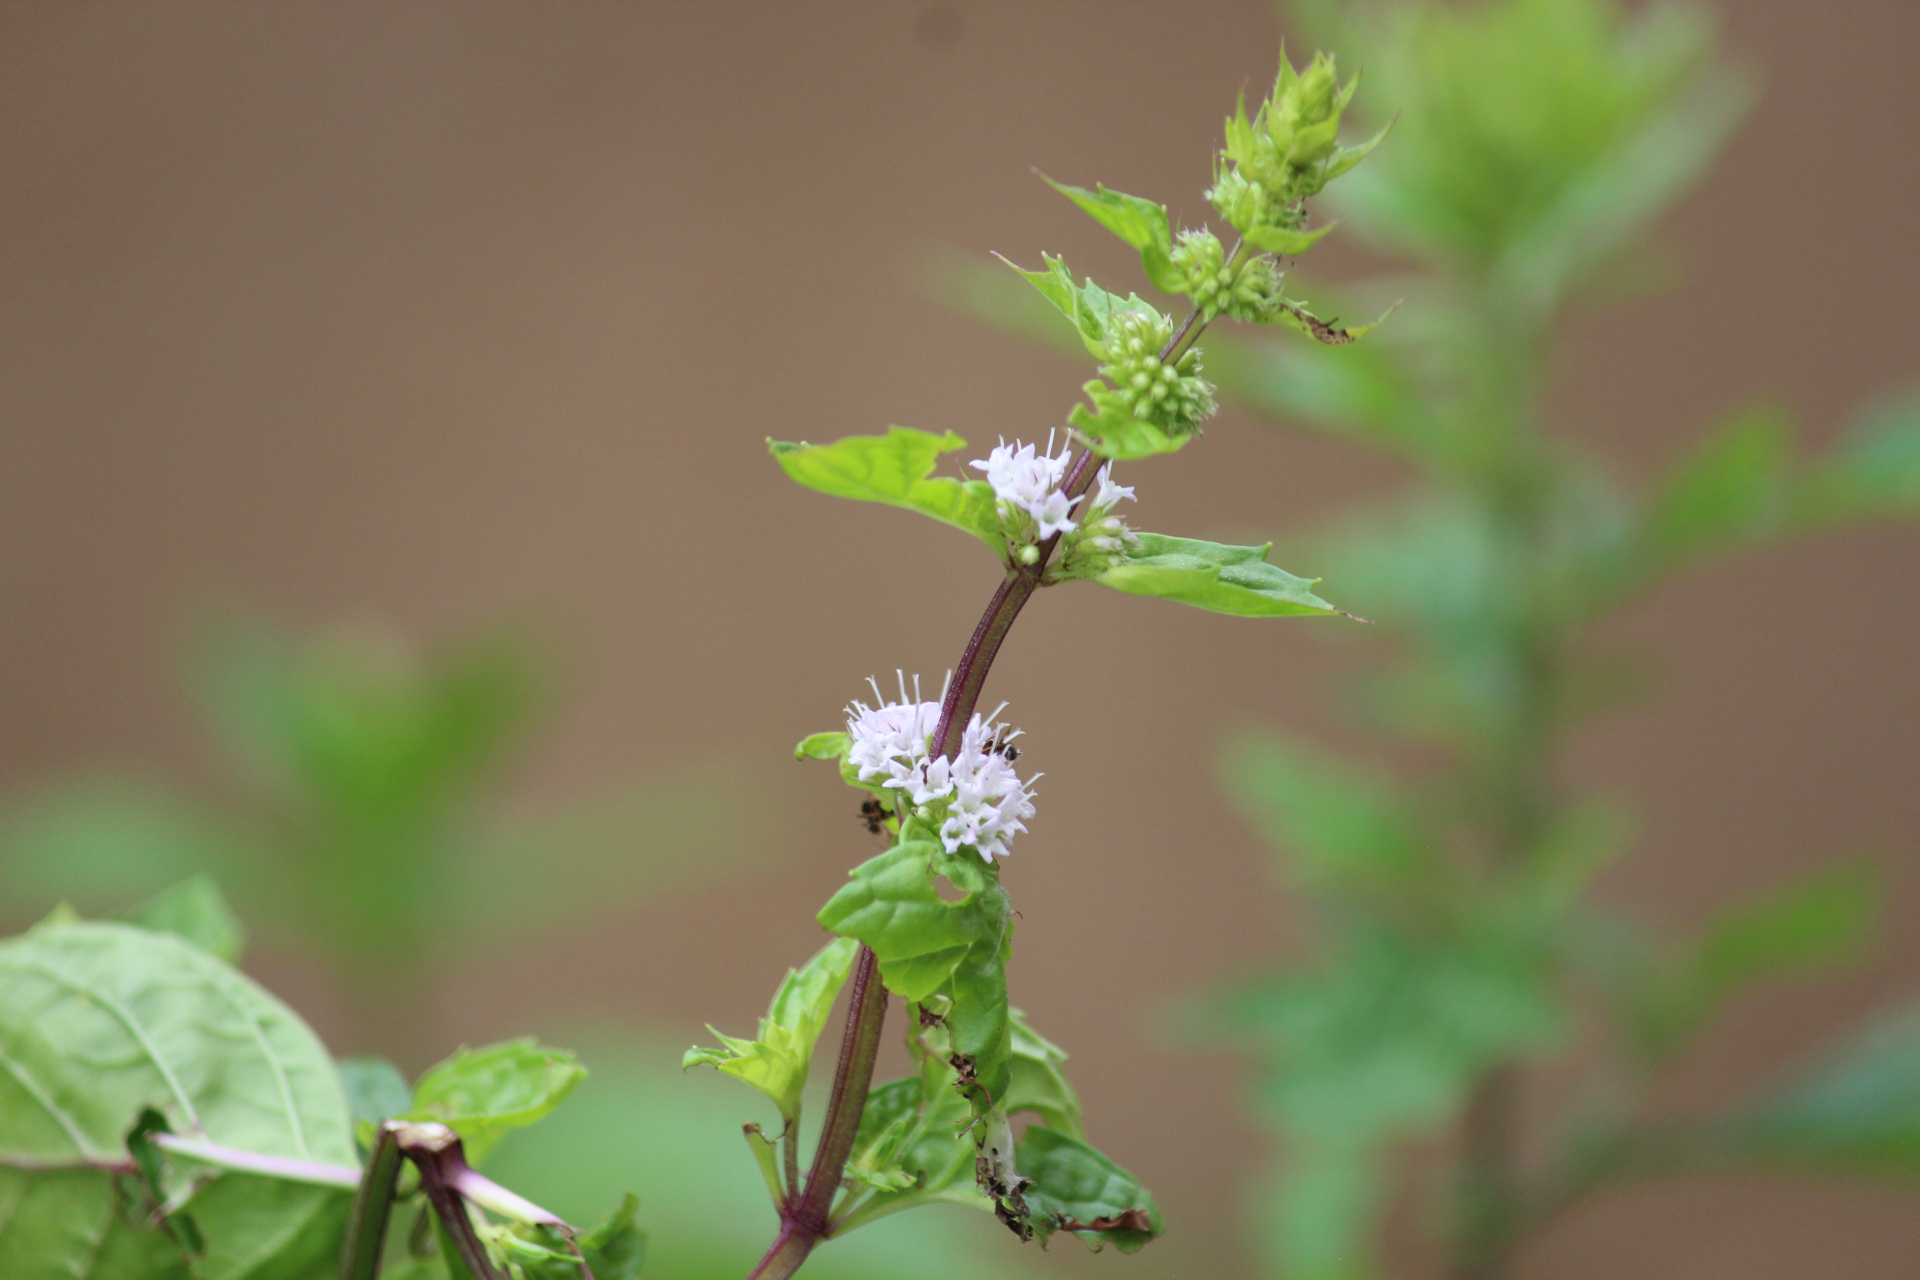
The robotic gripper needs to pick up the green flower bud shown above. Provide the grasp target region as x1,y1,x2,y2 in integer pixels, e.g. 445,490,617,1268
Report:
1213,48,1364,233
1095,309,1215,435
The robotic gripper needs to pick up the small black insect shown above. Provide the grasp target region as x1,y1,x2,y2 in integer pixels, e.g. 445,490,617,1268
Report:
989,726,1021,763
858,797,890,835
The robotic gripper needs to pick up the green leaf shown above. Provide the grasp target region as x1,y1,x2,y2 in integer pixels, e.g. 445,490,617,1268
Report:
1095,533,1346,618
1725,1005,1920,1177
1006,1010,1085,1141
576,1193,647,1280
768,428,1004,554
841,1074,975,1217
1244,221,1340,257
1640,402,1793,568
408,1039,587,1165
1221,929,1563,1144
682,936,859,1122
999,254,1159,360
1221,731,1433,901
818,844,1014,1111
1629,865,1875,1062
1273,298,1398,346
0,921,355,1279
794,731,849,762
1039,177,1183,293
122,873,245,963
817,844,1006,1002
1067,391,1195,462
1800,388,1920,525
1016,1126,1163,1254
338,1056,413,1145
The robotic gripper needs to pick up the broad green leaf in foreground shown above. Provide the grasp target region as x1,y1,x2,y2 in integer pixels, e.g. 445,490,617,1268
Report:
769,428,1004,554
1095,533,1346,618
407,1038,587,1165
0,921,355,1280
1016,1126,1163,1253
683,935,860,1122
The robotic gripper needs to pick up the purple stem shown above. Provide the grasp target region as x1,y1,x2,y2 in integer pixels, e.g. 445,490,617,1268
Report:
749,265,1231,1280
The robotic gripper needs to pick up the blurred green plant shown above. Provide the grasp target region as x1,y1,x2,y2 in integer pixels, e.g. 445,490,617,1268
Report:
0,617,774,1061
939,0,1920,1276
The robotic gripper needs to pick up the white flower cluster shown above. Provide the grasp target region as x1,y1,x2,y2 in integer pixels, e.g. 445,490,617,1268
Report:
972,438,1076,542
1081,464,1140,555
845,674,1037,864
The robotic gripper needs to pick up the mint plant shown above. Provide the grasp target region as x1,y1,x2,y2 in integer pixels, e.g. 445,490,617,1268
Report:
681,49,1388,1280
949,1,1920,1277
0,46,1388,1280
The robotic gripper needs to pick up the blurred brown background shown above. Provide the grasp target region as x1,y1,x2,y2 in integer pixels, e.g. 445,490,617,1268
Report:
1,2,1916,1277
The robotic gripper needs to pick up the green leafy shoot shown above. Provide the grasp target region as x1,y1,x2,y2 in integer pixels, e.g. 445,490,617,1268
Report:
769,428,1005,554
407,1038,588,1165
683,935,860,1124
1095,533,1350,618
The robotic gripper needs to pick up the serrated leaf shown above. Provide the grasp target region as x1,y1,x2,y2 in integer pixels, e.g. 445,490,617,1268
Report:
0,921,355,1280
1006,1010,1084,1141
407,1039,586,1165
999,254,1158,360
682,936,858,1122
1016,1126,1163,1254
768,428,1004,553
122,873,245,963
1095,533,1346,618
1039,177,1183,293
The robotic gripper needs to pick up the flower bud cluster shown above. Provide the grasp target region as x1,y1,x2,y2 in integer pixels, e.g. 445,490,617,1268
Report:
846,678,1036,864
1170,229,1283,323
1209,50,1357,232
972,438,1076,562
1095,308,1215,434
1051,464,1140,582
